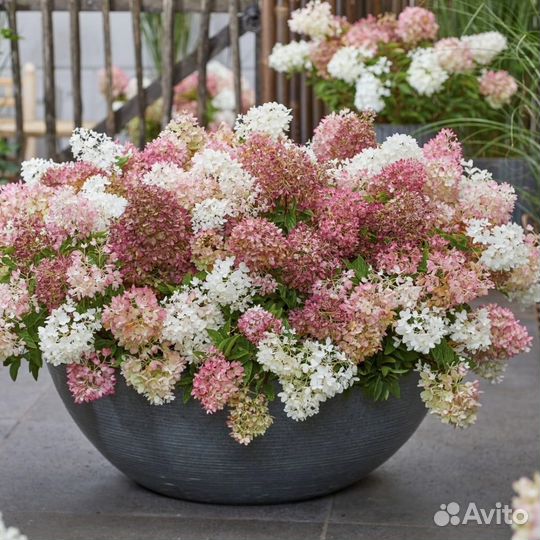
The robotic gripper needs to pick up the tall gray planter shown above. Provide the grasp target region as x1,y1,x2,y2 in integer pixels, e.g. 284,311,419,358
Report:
48,365,427,504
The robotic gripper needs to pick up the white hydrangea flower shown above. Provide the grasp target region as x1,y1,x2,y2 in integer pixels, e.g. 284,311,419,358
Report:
0,512,27,540
141,162,184,191
387,276,423,309
38,301,102,366
269,40,313,73
507,279,540,307
466,219,530,272
190,149,260,215
200,257,255,312
395,306,448,355
191,198,233,232
0,319,27,363
462,32,507,65
461,159,494,182
257,331,357,421
288,0,341,40
343,133,423,179
212,88,236,111
80,175,128,231
20,158,57,185
354,72,391,113
327,46,372,84
407,48,449,96
234,102,292,141
69,128,125,171
449,309,492,355
161,288,224,363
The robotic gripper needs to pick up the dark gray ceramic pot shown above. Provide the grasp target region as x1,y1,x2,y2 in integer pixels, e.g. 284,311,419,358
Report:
48,364,426,504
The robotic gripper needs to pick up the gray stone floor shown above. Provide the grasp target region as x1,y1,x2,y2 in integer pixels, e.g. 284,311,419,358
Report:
1,298,539,540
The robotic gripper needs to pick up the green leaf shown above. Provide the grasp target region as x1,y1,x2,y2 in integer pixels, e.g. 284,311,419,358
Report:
206,329,223,346
346,255,370,282
418,243,430,274
243,361,253,384
430,339,458,369
9,359,21,381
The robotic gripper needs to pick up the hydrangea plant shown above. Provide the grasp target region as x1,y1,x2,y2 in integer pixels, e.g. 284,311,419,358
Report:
269,2,518,124
0,105,537,444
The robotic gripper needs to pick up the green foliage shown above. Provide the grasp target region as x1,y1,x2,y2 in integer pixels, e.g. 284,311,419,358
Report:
430,338,460,370
141,12,191,75
345,255,370,284
268,201,314,234
358,337,419,401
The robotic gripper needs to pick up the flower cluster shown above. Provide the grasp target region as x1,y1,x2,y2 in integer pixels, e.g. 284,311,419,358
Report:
270,2,518,123
1,107,536,443
512,473,540,540
99,62,255,143
0,513,27,540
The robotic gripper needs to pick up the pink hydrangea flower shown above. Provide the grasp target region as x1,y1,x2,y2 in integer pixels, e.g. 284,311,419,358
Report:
314,187,367,258
396,7,439,45
227,217,286,273
479,70,518,108
35,256,71,311
238,307,283,344
346,14,397,50
423,129,463,202
108,185,193,286
239,133,324,211
282,224,341,292
312,110,377,163
418,246,493,309
66,350,117,404
434,38,474,73
41,162,102,189
192,348,244,413
291,277,394,362
459,178,516,225
0,271,31,319
99,66,130,100
368,158,427,198
66,251,122,300
480,304,532,360
102,287,166,353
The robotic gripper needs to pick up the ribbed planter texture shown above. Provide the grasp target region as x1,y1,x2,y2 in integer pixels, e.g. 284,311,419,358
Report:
48,364,427,504
376,124,535,223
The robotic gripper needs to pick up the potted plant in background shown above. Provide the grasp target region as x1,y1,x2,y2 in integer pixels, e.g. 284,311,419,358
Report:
0,106,537,503
99,61,255,144
269,1,518,146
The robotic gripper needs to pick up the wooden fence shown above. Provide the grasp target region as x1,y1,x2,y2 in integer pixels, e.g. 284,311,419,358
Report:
260,0,413,142
0,0,261,161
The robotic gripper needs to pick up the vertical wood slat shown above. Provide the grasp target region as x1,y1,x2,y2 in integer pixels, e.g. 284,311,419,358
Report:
275,0,289,107
260,0,276,103
300,0,311,143
197,0,212,126
228,0,242,115
41,0,57,158
288,0,301,142
102,0,115,135
161,0,175,126
131,0,146,146
6,0,24,161
68,0,82,127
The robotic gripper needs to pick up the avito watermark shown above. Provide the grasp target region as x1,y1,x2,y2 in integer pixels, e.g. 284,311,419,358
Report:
434,502,528,527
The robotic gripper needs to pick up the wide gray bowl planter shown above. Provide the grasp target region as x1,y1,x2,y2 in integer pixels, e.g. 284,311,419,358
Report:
48,364,426,504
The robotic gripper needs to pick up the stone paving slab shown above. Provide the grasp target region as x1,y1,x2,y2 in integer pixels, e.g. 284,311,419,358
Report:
0,298,538,540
